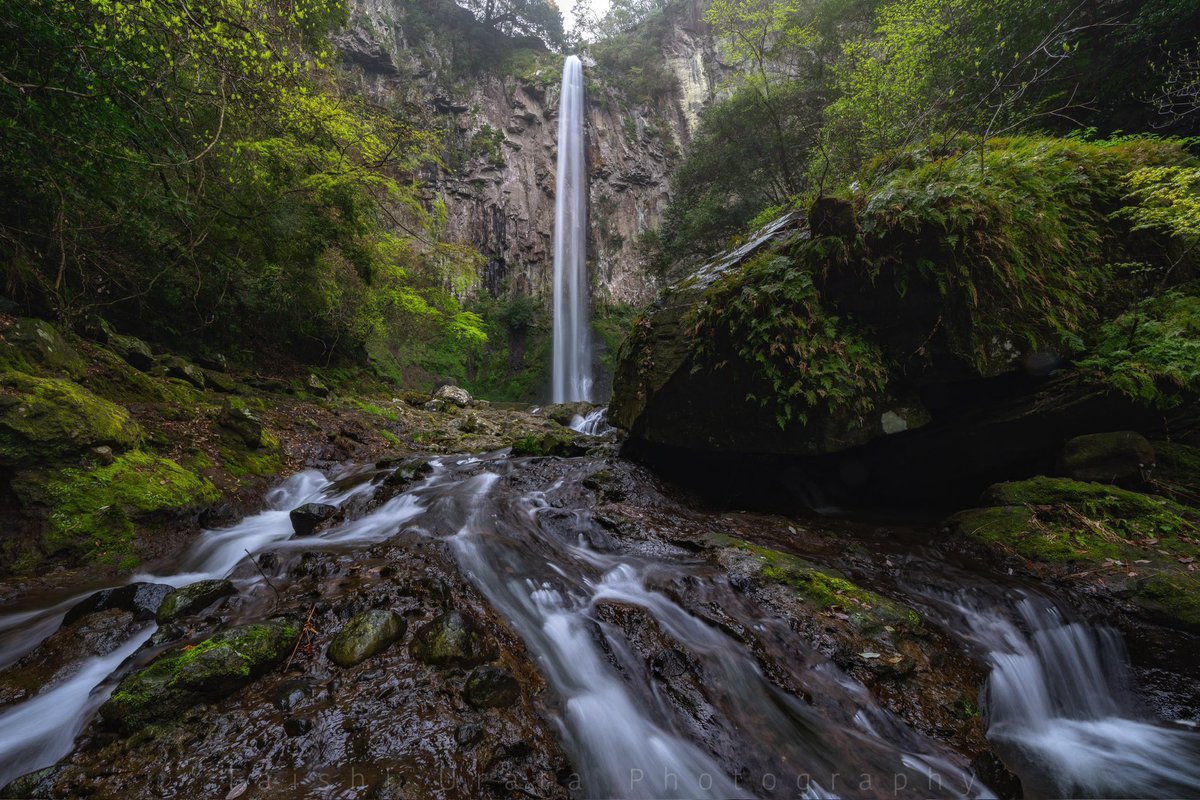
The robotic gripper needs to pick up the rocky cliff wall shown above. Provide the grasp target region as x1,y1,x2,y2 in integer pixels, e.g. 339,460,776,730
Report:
336,0,722,309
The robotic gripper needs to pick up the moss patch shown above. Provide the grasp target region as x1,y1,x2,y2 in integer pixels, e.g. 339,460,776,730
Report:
39,451,220,568
100,617,298,733
727,536,922,633
0,372,142,466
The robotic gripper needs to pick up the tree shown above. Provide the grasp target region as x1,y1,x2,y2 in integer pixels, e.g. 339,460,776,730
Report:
460,0,565,47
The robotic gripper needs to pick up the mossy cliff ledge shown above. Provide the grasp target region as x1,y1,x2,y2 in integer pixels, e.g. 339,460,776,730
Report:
610,137,1200,503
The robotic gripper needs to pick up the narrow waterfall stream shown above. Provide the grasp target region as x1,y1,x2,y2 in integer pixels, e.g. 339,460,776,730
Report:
1,450,1198,797
551,54,591,404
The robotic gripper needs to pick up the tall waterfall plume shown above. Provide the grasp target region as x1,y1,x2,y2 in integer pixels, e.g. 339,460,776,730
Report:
551,55,591,403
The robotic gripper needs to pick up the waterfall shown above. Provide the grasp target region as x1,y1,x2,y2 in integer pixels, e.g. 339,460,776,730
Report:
551,55,591,403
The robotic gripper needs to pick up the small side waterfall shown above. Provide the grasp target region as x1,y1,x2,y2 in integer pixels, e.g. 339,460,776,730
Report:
551,55,591,403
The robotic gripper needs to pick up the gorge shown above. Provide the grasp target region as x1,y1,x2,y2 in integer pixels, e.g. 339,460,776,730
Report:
1,0,1199,798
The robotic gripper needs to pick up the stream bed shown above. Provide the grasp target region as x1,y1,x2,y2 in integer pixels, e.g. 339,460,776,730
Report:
1,445,1198,798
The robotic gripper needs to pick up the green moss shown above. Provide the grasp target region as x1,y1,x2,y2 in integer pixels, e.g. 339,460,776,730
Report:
1130,572,1200,628
0,372,142,466
101,618,298,732
40,451,220,567
1152,441,1200,506
731,538,921,632
511,430,581,457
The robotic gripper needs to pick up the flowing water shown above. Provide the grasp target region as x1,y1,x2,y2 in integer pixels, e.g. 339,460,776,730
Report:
569,407,613,436
1,450,1199,797
551,54,591,404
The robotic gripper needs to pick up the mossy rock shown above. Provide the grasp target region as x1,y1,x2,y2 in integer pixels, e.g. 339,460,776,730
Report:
727,536,922,632
463,665,520,708
541,402,593,426
409,610,497,668
33,451,220,568
1152,441,1200,505
1057,431,1155,487
99,617,298,733
1,317,85,378
511,430,586,458
0,373,142,467
1127,572,1200,629
0,766,57,799
156,578,237,623
161,356,206,389
328,609,405,667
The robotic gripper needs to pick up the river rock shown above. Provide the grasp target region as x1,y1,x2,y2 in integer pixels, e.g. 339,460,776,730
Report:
99,617,298,733
510,430,586,457
541,402,593,426
1058,431,1155,486
0,766,57,799
155,578,236,623
409,610,496,668
380,456,433,490
328,609,406,667
432,384,471,407
463,665,520,708
290,502,339,536
64,582,174,625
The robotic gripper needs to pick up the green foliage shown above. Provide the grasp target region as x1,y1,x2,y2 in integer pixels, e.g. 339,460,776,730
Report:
692,253,888,428
859,135,1195,370
0,0,481,371
1078,289,1200,408
589,11,678,103
1119,165,1200,241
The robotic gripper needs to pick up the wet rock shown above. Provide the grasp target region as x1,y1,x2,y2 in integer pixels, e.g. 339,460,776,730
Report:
218,400,264,448
423,398,450,413
1058,431,1156,487
432,384,471,407
156,578,236,623
0,373,142,467
161,356,206,389
100,617,298,733
271,679,310,710
328,609,406,667
3,317,85,378
283,716,312,737
381,456,433,490
0,766,57,799
464,665,520,708
64,582,174,624
409,610,497,668
290,502,339,537
651,648,689,679
455,722,484,746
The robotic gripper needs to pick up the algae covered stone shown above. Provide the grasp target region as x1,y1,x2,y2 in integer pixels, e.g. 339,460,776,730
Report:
328,609,406,667
463,665,520,708
0,373,142,467
409,610,497,668
99,617,298,732
156,578,236,623
1058,431,1155,486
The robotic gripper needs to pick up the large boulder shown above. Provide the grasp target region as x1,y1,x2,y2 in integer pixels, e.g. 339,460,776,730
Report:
0,373,142,467
610,214,929,457
64,582,174,624
1058,431,1155,486
99,617,298,732
328,609,405,667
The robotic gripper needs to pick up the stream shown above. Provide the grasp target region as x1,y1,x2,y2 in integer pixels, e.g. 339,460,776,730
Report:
1,445,1198,797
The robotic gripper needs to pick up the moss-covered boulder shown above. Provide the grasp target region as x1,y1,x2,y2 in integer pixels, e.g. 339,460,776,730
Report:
27,452,220,568
156,579,236,623
328,609,405,667
99,617,298,733
162,356,206,389
409,610,496,668
1,317,85,378
947,475,1200,629
217,399,264,448
0,373,142,467
1058,431,1155,487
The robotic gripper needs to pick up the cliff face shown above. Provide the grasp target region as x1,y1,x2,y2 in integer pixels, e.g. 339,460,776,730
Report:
335,0,721,309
